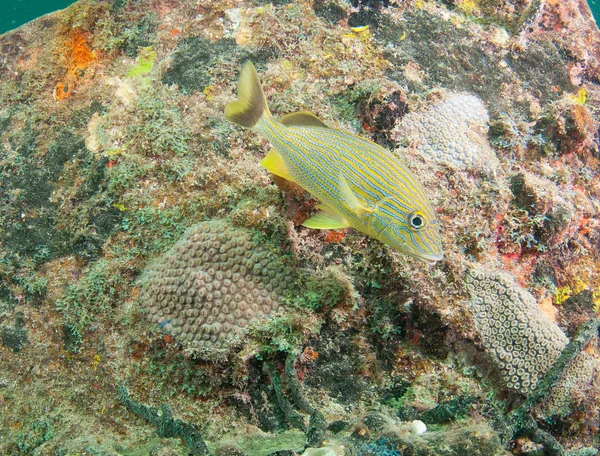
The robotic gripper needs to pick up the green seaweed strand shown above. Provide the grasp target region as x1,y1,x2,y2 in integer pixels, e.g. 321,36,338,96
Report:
117,385,209,455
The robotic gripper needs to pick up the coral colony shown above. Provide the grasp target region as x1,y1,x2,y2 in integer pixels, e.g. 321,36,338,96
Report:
142,221,294,360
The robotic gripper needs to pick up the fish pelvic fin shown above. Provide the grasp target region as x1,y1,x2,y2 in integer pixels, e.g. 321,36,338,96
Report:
303,209,350,229
260,148,295,182
225,61,270,129
339,174,372,216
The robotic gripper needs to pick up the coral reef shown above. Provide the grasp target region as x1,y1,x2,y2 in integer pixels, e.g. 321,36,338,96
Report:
0,0,599,454
466,268,568,394
468,268,600,426
541,350,599,417
507,319,600,455
393,91,499,173
141,220,295,360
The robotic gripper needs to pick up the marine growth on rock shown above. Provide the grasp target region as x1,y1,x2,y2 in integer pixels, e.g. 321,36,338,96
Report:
393,91,499,174
141,220,295,360
466,268,568,394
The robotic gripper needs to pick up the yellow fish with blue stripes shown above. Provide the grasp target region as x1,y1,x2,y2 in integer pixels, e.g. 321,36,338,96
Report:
225,62,443,264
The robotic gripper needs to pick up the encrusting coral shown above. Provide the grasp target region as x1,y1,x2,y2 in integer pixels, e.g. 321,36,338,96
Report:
393,91,499,174
141,220,295,360
467,268,600,421
466,268,568,394
541,349,599,417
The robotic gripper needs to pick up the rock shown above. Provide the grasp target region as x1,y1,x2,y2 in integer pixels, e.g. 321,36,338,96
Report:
301,446,345,456
384,424,505,456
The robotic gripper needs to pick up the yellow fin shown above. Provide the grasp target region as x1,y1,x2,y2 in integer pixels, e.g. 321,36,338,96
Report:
302,211,350,229
339,174,371,216
351,25,370,33
260,148,294,181
280,112,330,129
224,61,269,129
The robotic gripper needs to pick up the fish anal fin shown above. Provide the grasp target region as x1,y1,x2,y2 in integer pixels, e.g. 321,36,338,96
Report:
339,174,372,216
302,211,350,230
280,111,330,129
260,148,294,182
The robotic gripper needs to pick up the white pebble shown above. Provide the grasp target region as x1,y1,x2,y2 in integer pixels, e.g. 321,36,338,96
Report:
410,419,427,435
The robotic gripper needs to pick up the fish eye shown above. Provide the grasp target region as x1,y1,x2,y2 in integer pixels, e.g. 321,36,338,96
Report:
408,211,427,230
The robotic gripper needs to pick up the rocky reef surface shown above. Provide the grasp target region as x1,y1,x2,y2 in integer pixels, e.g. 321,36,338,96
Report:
0,0,599,454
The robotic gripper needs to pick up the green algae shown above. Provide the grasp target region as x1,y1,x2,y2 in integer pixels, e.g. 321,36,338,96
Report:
120,16,157,57
128,85,191,157
62,323,83,353
12,417,56,455
118,385,209,455
127,46,157,78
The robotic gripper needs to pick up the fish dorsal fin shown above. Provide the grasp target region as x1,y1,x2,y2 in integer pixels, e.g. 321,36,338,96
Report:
260,148,295,182
280,111,330,129
339,174,372,216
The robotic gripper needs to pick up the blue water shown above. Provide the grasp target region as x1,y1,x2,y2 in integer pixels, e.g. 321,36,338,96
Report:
0,0,77,35
590,0,600,25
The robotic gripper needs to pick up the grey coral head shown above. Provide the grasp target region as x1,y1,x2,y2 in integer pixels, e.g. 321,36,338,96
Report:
395,91,498,174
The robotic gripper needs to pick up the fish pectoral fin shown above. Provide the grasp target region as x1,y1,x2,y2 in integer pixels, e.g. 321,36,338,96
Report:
280,111,330,129
339,174,372,216
260,148,294,182
302,211,350,229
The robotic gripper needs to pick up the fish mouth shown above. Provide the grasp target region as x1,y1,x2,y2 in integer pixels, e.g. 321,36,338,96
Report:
376,228,443,264
399,245,443,265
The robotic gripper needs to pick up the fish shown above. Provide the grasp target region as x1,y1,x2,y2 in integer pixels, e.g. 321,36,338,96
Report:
224,61,443,264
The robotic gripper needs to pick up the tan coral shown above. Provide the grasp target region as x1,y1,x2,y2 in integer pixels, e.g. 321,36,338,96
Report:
140,220,295,360
393,91,499,174
466,268,568,394
467,267,600,418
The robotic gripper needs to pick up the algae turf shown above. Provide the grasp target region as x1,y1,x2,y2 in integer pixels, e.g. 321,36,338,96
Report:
313,0,347,24
120,15,157,57
0,125,121,260
304,326,374,404
162,37,278,94
1,312,29,352
383,9,574,119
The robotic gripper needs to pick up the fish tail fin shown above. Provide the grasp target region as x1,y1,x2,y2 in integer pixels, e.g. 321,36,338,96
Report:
225,61,270,129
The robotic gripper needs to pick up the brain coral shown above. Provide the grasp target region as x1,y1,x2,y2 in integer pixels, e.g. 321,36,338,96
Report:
140,220,295,360
393,92,499,173
466,268,568,394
